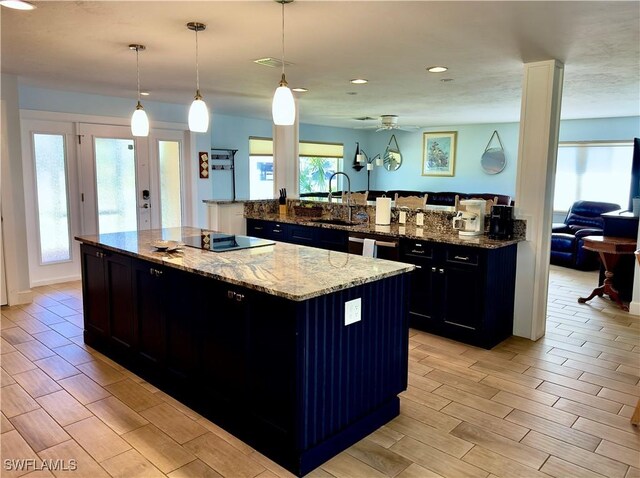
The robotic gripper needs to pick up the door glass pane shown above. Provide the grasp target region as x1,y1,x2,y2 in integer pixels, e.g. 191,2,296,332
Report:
33,133,71,263
95,138,137,234
158,140,182,228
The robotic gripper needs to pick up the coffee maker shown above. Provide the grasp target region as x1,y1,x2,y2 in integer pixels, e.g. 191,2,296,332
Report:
452,199,486,236
488,205,514,239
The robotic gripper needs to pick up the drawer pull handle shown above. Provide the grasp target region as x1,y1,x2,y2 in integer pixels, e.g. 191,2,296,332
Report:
454,255,470,261
439,268,445,274
431,267,437,272
414,243,422,247
254,226,263,230
414,265,422,269
411,249,424,254
273,229,282,233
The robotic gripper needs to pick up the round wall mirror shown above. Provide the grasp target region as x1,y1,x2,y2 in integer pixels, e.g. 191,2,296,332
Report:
383,134,402,171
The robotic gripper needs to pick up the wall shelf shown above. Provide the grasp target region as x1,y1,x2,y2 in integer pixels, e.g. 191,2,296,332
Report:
211,148,238,201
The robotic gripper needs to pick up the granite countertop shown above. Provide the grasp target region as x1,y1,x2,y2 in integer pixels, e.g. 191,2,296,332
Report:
246,213,523,249
75,227,414,302
202,200,248,204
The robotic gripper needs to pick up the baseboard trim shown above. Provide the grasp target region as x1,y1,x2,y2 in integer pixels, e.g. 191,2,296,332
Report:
30,274,81,288
629,300,640,317
15,290,34,305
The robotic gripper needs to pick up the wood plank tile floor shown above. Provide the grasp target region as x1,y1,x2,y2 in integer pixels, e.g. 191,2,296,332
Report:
1,265,638,477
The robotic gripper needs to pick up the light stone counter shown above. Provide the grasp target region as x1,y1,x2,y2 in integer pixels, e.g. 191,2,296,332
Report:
76,227,413,302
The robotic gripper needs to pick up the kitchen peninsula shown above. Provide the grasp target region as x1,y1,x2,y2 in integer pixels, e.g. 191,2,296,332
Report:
76,227,413,477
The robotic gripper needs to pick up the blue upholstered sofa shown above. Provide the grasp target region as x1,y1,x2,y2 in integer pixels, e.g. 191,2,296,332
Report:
550,200,621,270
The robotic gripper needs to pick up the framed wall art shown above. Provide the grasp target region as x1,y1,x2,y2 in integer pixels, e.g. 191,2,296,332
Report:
422,131,457,176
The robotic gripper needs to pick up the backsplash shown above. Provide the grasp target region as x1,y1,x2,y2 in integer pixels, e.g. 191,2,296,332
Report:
244,199,526,239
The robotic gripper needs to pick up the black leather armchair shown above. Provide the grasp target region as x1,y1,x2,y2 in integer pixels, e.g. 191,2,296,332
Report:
551,200,621,270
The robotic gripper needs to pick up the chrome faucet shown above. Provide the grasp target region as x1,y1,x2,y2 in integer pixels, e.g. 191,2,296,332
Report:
328,171,353,222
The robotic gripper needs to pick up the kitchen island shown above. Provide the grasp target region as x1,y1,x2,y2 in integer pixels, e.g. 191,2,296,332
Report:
76,227,413,476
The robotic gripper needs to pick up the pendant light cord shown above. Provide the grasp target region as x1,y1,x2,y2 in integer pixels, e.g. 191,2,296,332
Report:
281,0,285,77
135,47,141,103
195,27,200,93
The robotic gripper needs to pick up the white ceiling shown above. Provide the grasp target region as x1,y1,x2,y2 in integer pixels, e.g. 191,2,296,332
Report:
2,1,639,128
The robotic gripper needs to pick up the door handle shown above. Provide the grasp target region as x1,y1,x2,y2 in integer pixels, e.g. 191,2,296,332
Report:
140,203,150,209
431,267,437,272
439,268,445,274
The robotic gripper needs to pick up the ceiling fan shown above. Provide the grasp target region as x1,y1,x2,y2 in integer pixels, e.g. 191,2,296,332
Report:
356,115,421,132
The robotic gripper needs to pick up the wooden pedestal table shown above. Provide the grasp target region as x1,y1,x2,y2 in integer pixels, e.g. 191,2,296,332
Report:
577,236,637,311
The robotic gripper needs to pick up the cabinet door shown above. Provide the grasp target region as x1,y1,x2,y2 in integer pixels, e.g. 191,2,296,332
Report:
105,252,134,355
400,240,437,329
132,260,166,370
200,285,249,409
165,269,201,387
80,245,109,341
439,250,484,331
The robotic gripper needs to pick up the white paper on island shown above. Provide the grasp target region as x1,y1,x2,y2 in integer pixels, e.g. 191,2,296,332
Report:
375,197,391,225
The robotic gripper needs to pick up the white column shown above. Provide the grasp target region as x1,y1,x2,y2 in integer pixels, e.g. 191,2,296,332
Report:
629,225,640,316
513,60,565,340
273,99,299,199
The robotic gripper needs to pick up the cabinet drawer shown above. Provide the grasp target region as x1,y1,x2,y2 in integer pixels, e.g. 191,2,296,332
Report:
445,248,480,266
289,225,316,245
400,240,434,259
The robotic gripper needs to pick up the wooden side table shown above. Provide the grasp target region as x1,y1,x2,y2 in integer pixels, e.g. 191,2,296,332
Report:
577,236,637,311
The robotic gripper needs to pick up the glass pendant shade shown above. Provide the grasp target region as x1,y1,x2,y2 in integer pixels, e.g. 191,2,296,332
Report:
272,81,295,126
131,102,149,137
0,0,36,10
189,92,209,133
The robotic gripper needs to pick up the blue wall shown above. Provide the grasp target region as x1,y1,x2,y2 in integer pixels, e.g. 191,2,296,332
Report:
19,85,188,123
366,117,640,199
17,84,640,214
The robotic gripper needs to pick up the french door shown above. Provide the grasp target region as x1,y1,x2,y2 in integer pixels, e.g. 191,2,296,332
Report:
23,120,187,286
79,124,151,235
78,124,186,235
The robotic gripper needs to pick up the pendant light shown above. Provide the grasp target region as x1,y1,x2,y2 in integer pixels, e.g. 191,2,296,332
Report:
187,22,209,133
129,44,149,137
272,0,295,126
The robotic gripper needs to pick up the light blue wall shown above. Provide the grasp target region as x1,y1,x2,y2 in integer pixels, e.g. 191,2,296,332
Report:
19,85,188,123
17,84,639,216
367,116,640,199
559,116,640,141
209,114,273,200
364,124,520,197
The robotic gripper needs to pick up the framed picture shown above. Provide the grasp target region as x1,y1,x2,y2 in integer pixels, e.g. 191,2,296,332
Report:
422,131,457,176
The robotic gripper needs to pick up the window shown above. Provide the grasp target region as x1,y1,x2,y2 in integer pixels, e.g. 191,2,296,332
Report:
299,141,343,194
249,137,273,200
158,140,182,228
248,138,344,198
33,133,71,263
553,142,633,212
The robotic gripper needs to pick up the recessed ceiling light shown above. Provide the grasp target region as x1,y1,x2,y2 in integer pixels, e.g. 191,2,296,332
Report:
427,66,448,73
350,79,368,84
140,91,150,96
440,78,454,83
292,87,308,92
0,0,36,10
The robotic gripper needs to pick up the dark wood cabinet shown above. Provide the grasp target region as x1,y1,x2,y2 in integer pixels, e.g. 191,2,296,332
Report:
400,238,516,349
80,245,133,355
131,259,166,373
79,241,409,476
247,218,348,252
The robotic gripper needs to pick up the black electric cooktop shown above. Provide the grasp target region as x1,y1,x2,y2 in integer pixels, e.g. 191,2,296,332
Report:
182,233,275,253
